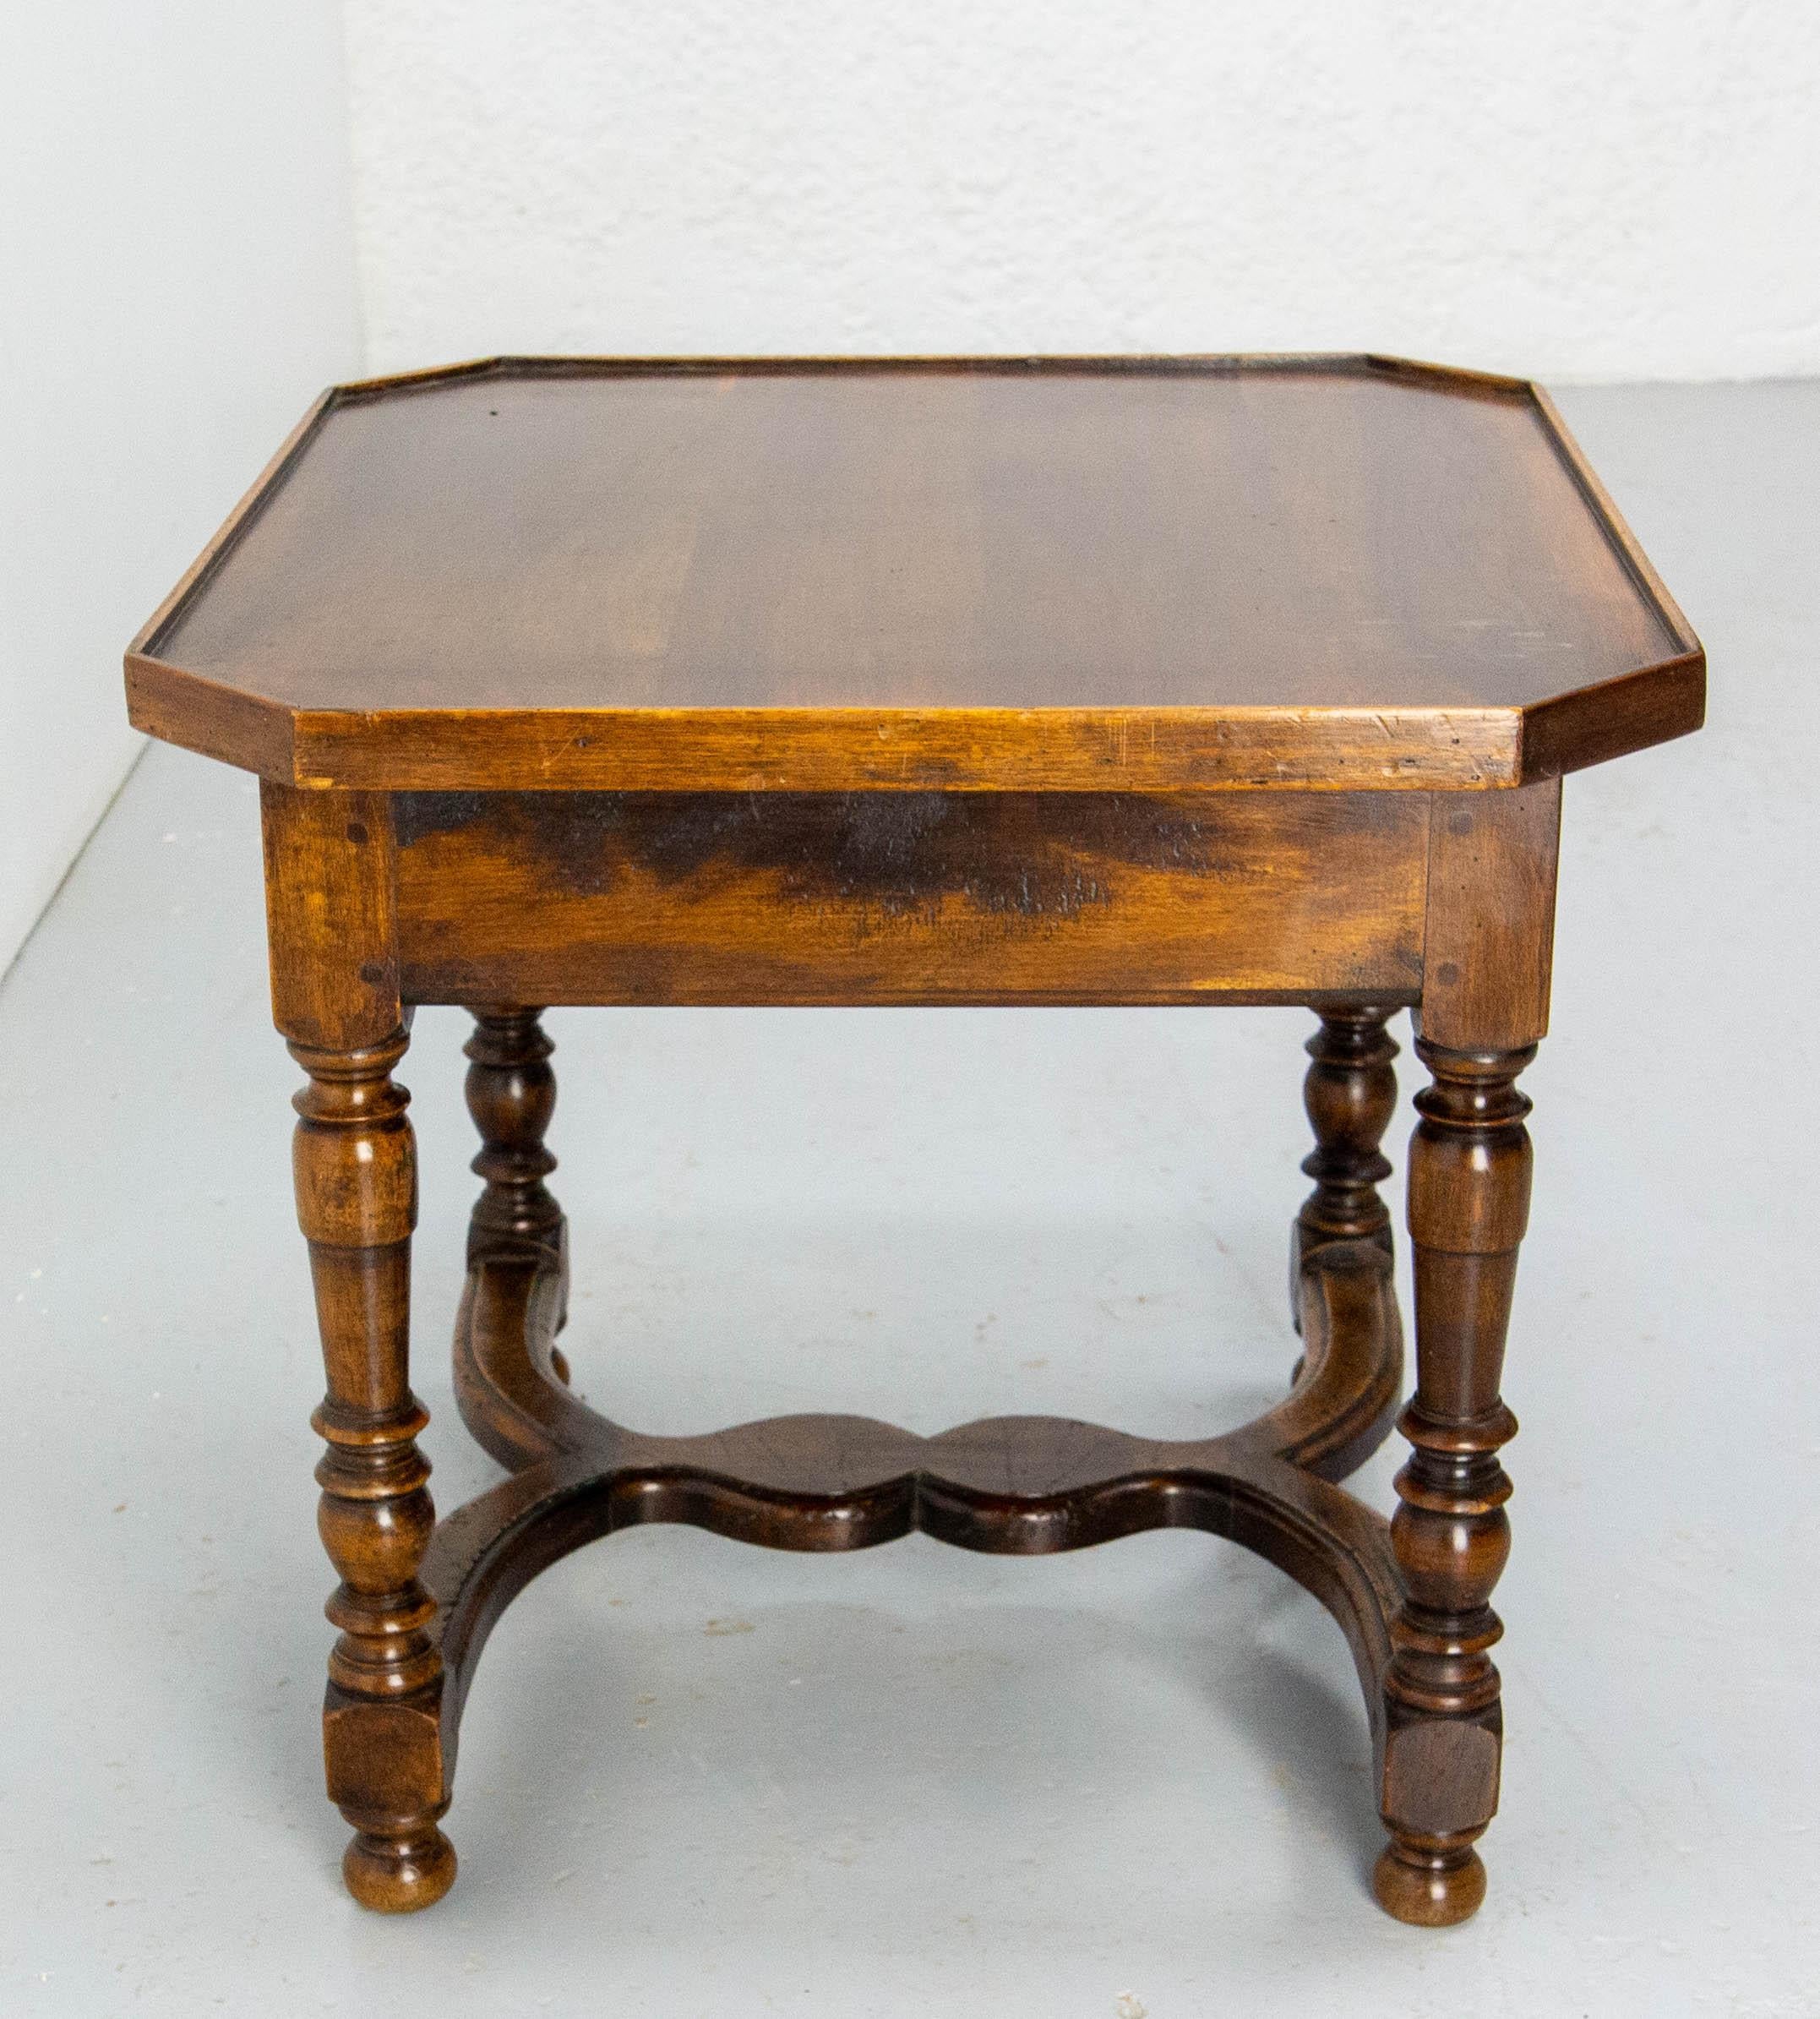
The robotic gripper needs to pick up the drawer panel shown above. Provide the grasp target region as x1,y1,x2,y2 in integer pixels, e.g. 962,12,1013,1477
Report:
392,790,1427,1008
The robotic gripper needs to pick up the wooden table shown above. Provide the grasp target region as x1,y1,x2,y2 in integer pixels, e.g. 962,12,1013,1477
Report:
127,355,1703,1928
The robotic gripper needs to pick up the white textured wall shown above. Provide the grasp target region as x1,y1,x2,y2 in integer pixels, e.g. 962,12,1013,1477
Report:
0,3,360,975
345,0,1820,380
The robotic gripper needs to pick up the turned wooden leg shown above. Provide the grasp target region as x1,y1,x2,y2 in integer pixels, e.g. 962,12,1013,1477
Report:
465,1005,569,1381
292,1027,455,1913
1374,1036,1533,1926
1290,1007,1398,1334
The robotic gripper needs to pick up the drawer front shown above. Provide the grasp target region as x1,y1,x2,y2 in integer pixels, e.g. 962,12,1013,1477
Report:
392,790,1427,1008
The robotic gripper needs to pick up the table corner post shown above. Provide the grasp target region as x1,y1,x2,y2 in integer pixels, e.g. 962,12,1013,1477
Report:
260,782,455,1913
1375,779,1557,1926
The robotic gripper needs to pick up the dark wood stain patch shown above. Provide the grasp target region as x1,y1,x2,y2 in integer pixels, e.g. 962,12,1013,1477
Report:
395,790,1245,923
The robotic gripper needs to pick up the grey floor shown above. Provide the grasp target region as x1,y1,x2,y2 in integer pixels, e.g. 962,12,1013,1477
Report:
3,381,1816,2016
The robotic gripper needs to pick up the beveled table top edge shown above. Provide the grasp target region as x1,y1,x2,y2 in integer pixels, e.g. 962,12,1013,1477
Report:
123,658,1706,794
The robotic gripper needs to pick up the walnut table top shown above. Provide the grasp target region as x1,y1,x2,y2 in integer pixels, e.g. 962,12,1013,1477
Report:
128,354,1701,796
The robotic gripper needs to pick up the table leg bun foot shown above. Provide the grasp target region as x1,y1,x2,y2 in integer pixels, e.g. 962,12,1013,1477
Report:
342,1820,457,1913
1371,1836,1485,1927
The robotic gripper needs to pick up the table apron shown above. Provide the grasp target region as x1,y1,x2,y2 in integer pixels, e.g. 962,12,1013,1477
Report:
388,789,1427,1009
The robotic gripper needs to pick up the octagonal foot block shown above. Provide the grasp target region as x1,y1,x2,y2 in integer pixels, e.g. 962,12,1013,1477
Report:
324,1683,455,1912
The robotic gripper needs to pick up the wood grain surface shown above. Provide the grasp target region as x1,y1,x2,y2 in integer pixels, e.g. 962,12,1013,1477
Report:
127,354,1703,794
390,788,1429,1006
